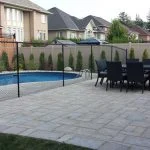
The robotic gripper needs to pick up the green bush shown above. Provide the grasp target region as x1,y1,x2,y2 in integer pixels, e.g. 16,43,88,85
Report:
88,51,95,72
129,47,135,59
57,53,63,71
12,53,25,70
39,52,45,70
114,50,120,61
142,49,149,60
76,51,83,71
68,52,74,70
1,51,9,70
100,50,106,60
28,54,37,70
47,53,53,70
0,60,5,72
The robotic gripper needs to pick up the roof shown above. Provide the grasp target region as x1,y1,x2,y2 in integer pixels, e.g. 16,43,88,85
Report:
0,0,49,14
48,7,79,30
131,25,150,36
48,7,111,31
78,38,102,45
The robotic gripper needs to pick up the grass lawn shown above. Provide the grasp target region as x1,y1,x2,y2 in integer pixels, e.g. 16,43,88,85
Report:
0,133,92,150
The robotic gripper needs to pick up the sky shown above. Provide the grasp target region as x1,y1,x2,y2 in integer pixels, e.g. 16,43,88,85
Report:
31,0,150,22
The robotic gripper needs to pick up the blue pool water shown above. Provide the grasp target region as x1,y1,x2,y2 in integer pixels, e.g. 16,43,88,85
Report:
0,72,80,86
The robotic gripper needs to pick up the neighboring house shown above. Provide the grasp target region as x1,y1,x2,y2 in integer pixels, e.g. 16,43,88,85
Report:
48,7,111,41
130,25,150,42
0,0,49,42
122,23,150,42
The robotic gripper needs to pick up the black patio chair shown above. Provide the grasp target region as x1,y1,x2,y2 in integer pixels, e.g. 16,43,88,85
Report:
143,59,150,65
126,59,139,63
126,62,150,93
95,60,107,86
106,61,126,91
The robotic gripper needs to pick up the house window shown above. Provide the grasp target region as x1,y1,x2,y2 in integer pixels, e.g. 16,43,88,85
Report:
41,14,46,23
12,9,16,21
37,30,46,40
57,32,63,38
6,8,11,21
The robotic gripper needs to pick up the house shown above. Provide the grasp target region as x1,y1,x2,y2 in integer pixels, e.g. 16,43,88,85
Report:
47,7,111,41
0,0,50,42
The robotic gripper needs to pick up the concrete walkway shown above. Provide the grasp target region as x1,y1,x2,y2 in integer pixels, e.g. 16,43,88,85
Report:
0,80,150,150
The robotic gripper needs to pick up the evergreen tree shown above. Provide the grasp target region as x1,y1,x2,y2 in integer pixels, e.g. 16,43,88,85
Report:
48,53,53,70
68,52,74,70
1,51,9,70
76,51,83,71
129,48,135,59
57,53,63,71
88,51,95,72
142,49,149,60
114,50,120,61
28,53,37,70
146,10,150,31
39,52,45,70
100,50,106,60
134,14,144,27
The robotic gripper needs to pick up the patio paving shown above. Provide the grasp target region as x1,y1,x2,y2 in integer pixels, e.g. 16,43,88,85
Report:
0,79,150,149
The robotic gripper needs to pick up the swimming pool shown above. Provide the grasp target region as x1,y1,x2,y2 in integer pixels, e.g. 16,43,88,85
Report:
0,72,80,86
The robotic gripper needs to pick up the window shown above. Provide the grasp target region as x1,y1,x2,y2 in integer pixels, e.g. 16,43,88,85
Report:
12,9,16,21
41,14,46,23
37,30,46,40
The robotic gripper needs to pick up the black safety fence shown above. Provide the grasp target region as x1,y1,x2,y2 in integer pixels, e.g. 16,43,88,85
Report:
0,40,127,101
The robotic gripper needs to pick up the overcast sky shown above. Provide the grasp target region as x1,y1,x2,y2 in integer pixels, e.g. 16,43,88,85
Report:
31,0,150,22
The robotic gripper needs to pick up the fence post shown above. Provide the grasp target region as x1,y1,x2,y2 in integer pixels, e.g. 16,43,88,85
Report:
111,46,113,61
16,42,20,97
90,45,93,79
62,44,64,87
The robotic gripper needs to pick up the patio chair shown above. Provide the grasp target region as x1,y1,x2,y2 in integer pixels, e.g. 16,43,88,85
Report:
106,61,126,91
126,59,139,63
95,60,107,86
126,62,150,93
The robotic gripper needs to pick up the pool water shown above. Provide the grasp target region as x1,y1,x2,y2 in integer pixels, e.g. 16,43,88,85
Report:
0,72,80,86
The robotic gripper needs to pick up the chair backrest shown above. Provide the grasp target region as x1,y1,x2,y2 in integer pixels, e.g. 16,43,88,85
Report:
107,61,122,81
95,60,107,72
126,59,139,63
126,62,144,82
143,59,150,65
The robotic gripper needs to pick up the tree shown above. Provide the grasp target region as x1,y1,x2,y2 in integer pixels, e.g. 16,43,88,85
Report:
48,53,53,70
39,52,45,70
100,50,106,60
114,50,120,61
142,49,149,60
146,10,150,31
57,53,63,71
119,12,132,26
1,51,9,70
107,19,128,43
129,48,135,59
68,52,74,70
76,51,83,71
88,51,95,72
134,14,144,28
28,53,37,70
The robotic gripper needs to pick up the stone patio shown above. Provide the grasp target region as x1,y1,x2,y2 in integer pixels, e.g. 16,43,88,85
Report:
0,80,150,150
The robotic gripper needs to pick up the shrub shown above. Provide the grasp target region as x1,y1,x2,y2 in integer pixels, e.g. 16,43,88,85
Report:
142,49,149,60
47,53,53,70
0,60,5,72
129,47,135,59
1,51,9,70
68,52,74,70
100,50,106,60
76,51,83,71
114,50,120,61
88,51,95,72
20,53,26,70
57,53,63,71
28,54,37,70
39,52,45,70
12,53,25,70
